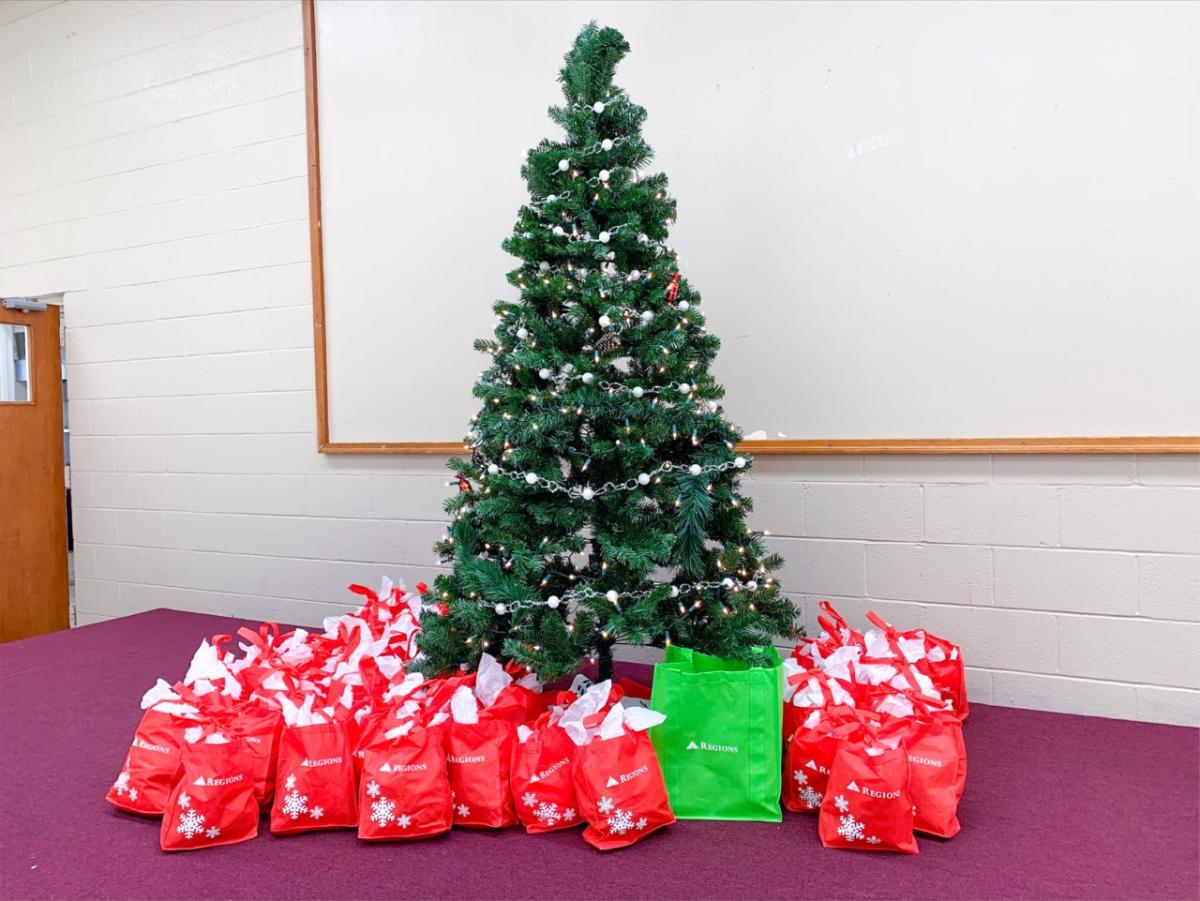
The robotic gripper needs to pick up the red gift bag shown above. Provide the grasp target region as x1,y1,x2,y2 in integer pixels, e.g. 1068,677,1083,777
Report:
511,714,581,833
866,611,968,719
358,723,452,841
783,705,874,813
445,718,516,829
819,735,917,854
107,706,193,816
571,704,674,851
160,739,259,851
877,697,967,838
271,721,358,833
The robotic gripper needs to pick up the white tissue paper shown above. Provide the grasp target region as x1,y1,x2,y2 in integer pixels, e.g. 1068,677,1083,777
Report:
449,685,480,724
558,679,612,746
279,693,329,727
182,640,242,698
474,653,513,707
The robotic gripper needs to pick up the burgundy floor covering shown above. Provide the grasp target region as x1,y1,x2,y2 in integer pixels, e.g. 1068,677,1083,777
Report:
0,608,1196,901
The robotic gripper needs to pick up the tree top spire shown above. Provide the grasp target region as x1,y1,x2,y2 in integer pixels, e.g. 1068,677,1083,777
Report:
559,22,631,104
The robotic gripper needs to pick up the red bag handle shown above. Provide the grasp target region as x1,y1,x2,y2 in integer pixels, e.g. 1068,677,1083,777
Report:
864,610,929,695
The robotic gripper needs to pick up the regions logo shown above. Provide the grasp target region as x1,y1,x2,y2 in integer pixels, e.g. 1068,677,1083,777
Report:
447,754,486,765
300,757,343,768
192,773,245,787
605,764,649,788
846,780,900,799
132,738,172,755
686,740,739,754
379,762,428,773
529,757,570,783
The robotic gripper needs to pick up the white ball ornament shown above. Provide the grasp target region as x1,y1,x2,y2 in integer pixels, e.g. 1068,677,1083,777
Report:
689,464,702,476
678,382,691,394
538,368,552,380
553,226,565,237
562,363,574,374
516,327,529,340
592,101,605,114
598,169,611,182
670,586,680,598
722,578,734,589
734,456,747,469
678,300,690,311
524,472,538,485
582,372,595,384
495,603,507,615
629,270,641,281
632,386,644,399
547,595,561,609
539,261,550,272
606,590,619,604
558,159,570,172
487,463,500,475
640,310,653,323
606,252,616,261
601,138,614,151
599,314,612,327
637,472,650,485
581,486,595,500
747,580,758,591
598,231,611,244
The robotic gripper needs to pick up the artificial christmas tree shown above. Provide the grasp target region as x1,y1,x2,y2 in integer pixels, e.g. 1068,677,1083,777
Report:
417,23,799,682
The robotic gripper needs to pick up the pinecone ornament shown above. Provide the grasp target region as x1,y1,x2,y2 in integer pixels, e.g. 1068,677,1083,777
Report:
471,446,485,469
597,332,622,356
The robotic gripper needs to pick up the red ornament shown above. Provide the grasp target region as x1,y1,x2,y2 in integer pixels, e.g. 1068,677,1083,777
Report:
666,271,682,304
416,581,429,595
454,472,474,494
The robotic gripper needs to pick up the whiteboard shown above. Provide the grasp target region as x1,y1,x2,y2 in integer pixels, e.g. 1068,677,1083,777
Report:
313,0,1200,444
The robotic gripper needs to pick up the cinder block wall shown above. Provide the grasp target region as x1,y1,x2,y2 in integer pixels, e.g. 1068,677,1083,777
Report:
1,0,1196,725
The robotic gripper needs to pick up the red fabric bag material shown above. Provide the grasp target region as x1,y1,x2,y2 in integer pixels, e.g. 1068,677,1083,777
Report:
511,717,581,833
878,700,967,838
445,717,517,829
271,721,358,833
358,724,452,841
160,739,259,851
866,611,968,720
107,707,193,816
819,736,917,854
572,726,674,851
783,705,875,813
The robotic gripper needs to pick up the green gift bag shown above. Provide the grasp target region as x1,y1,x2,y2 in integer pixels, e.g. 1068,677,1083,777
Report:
649,645,783,821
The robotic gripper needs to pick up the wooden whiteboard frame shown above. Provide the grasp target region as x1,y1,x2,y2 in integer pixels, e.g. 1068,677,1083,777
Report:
301,0,1197,457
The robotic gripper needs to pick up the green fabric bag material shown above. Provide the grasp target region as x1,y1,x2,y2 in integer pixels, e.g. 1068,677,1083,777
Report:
649,645,783,821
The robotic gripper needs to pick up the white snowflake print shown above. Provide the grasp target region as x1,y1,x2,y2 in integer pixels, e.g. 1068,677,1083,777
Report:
534,802,561,827
284,774,296,791
309,806,325,820
396,813,412,829
205,826,221,839
799,786,823,810
597,796,615,815
280,789,309,820
563,807,576,821
370,797,396,827
837,814,865,842
834,794,849,813
113,772,130,796
866,836,881,845
635,817,648,831
128,788,139,802
176,809,206,839
607,808,635,835
793,769,808,787
178,792,192,809
366,780,381,798
522,791,538,808
456,804,470,818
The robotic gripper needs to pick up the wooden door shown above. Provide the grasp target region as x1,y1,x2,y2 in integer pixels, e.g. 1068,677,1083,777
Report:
0,304,69,642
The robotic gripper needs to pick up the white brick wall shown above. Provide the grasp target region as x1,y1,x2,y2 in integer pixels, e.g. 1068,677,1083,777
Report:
2,1,1197,726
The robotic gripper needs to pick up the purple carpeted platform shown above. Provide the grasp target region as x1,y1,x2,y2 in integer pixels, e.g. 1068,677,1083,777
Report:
1,609,1197,901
